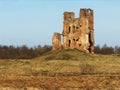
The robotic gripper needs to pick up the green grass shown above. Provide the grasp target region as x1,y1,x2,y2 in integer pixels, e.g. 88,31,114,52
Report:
0,49,120,76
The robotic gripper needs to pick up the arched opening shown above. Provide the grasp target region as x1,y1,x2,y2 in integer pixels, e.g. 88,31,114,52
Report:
69,26,71,33
68,40,71,47
73,39,76,46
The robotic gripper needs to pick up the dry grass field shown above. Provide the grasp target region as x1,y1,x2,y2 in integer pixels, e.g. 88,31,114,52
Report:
0,49,120,90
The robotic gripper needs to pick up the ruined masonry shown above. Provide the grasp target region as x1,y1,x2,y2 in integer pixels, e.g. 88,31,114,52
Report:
52,8,94,53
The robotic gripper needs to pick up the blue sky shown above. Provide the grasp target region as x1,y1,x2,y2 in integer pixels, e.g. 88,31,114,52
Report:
0,0,120,47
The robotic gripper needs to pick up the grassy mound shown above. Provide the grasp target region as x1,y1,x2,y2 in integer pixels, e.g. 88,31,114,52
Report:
39,49,93,60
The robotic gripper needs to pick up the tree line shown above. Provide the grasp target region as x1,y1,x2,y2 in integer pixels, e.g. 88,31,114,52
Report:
0,45,52,59
94,44,120,54
0,44,120,59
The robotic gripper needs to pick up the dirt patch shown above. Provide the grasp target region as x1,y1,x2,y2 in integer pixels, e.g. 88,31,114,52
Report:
0,74,120,89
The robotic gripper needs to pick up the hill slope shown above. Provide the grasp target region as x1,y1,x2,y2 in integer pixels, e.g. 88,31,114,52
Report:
0,49,120,75
0,49,120,89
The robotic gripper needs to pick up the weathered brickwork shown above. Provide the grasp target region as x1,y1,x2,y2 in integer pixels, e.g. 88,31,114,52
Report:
52,8,94,53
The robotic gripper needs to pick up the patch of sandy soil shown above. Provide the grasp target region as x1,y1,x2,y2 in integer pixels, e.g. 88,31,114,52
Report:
0,74,120,89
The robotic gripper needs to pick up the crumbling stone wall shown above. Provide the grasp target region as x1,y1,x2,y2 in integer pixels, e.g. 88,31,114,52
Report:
52,32,62,50
52,8,94,54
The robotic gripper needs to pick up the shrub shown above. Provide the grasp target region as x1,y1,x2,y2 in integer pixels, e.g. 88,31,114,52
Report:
80,63,94,75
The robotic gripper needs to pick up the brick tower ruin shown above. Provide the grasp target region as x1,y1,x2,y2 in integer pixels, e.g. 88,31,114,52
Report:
52,8,94,53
